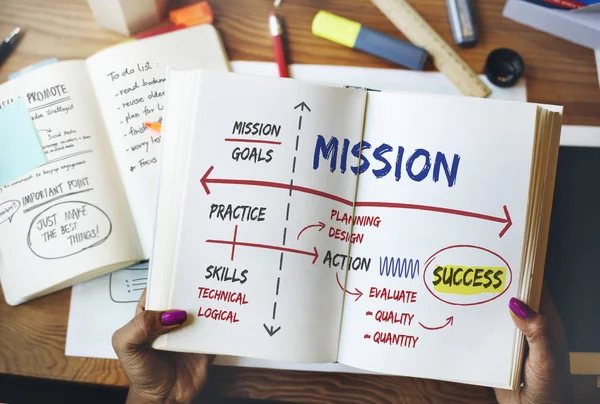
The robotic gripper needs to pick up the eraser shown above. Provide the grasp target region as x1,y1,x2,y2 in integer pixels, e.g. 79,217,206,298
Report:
170,2,214,26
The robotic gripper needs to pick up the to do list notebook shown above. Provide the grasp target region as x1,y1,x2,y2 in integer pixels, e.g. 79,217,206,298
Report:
0,25,229,305
147,70,563,389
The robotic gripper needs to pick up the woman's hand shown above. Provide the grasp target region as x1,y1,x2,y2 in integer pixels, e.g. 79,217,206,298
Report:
113,290,213,404
495,289,572,404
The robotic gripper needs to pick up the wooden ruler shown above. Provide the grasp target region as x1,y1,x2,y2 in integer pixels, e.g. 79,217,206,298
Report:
371,0,491,98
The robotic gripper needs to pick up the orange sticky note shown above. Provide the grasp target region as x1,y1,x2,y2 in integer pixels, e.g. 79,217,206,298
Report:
170,2,214,27
145,122,162,132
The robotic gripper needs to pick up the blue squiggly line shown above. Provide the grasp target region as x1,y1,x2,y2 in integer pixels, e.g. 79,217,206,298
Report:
379,257,420,279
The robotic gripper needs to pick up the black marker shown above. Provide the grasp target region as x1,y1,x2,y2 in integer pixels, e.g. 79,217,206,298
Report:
446,0,478,47
0,28,24,67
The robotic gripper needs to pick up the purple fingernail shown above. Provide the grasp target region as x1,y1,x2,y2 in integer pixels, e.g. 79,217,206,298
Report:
161,310,187,326
509,298,535,320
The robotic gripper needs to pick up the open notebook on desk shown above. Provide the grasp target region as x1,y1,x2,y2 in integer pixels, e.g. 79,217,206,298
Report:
0,25,229,305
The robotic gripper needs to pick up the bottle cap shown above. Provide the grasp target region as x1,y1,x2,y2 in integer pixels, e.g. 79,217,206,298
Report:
485,48,524,88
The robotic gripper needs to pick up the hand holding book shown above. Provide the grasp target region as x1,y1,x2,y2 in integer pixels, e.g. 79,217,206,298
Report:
113,290,213,404
112,288,573,402
495,293,573,403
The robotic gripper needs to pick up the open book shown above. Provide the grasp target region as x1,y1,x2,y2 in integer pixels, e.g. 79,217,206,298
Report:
149,70,563,389
0,26,229,305
148,70,563,389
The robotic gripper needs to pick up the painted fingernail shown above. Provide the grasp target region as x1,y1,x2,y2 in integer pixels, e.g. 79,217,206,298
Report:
509,298,535,320
161,310,187,326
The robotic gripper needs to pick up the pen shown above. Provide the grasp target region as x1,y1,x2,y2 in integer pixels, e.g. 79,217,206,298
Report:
269,13,289,78
0,28,24,67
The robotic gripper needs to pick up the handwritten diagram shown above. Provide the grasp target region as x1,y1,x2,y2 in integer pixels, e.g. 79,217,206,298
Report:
109,263,148,303
195,96,514,355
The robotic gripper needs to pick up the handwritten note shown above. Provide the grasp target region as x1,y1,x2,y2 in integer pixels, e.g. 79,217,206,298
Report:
106,61,164,172
86,25,230,256
0,61,141,305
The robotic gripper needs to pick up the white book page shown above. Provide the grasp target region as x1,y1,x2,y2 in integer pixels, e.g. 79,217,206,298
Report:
157,71,366,362
86,25,229,257
336,92,538,387
0,61,142,305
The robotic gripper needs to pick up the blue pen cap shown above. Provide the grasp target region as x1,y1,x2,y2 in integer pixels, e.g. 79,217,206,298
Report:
355,27,429,71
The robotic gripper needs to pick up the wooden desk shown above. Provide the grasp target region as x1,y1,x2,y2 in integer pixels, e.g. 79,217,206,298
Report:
0,0,599,402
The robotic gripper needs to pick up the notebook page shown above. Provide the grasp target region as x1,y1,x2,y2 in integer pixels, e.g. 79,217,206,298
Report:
86,25,229,257
336,92,538,387
152,71,366,362
0,61,142,305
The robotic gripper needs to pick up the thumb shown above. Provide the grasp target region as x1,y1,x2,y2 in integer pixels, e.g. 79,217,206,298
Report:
509,297,553,364
113,309,187,354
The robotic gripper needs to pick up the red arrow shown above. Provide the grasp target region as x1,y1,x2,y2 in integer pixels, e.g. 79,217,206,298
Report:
355,202,512,238
297,222,326,240
206,225,319,264
207,238,319,264
335,272,363,301
200,166,512,237
419,316,454,331
201,166,353,206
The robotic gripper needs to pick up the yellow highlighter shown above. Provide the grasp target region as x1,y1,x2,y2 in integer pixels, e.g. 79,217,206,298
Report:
312,11,429,71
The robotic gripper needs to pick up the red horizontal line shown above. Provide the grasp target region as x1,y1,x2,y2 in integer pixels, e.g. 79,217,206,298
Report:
354,201,506,223
224,138,282,145
206,239,315,257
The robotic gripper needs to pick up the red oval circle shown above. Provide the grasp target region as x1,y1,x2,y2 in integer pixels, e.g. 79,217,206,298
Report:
422,244,513,307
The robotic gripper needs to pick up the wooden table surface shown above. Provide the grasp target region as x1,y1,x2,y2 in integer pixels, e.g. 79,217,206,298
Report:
0,0,599,403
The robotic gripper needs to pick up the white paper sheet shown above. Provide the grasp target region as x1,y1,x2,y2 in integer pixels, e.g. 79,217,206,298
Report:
230,61,528,102
66,62,528,373
65,262,148,359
